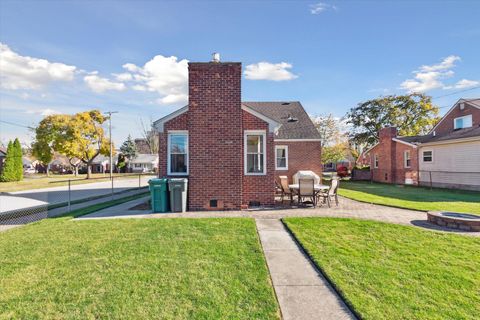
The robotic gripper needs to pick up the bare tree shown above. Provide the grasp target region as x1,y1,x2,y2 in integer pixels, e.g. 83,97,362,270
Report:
139,117,159,154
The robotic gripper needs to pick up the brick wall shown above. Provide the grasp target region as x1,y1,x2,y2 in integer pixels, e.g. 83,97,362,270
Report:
371,127,419,185
158,112,189,177
273,141,322,183
187,62,243,210
242,110,275,206
434,102,480,135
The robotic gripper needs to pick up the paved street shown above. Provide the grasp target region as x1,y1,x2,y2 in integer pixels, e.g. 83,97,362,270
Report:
1,175,154,214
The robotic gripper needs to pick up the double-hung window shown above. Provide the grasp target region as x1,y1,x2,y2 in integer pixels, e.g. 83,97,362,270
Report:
168,131,188,175
404,150,411,168
374,154,379,168
454,115,472,130
275,145,288,170
245,131,266,175
422,150,433,162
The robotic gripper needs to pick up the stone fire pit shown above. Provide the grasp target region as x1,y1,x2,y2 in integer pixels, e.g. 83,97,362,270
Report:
427,211,480,232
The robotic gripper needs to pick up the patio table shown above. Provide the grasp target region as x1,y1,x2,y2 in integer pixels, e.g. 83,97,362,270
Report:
289,184,329,191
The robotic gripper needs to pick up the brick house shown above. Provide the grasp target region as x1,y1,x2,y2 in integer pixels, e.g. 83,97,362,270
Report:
369,98,480,190
153,57,321,210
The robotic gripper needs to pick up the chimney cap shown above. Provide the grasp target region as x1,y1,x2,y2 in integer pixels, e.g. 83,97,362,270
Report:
212,52,220,63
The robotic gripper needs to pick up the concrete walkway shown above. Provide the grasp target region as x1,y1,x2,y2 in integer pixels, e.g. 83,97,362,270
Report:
256,219,356,320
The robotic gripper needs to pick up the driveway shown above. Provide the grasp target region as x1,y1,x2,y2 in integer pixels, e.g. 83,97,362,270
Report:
1,175,154,214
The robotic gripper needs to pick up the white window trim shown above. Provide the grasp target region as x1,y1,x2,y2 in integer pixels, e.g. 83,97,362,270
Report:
275,145,288,170
404,150,411,168
422,150,433,163
453,114,472,129
167,130,189,175
374,154,379,168
244,130,267,176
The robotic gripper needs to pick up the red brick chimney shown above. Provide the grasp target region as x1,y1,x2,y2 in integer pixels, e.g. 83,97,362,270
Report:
187,56,243,210
379,127,398,140
378,127,397,183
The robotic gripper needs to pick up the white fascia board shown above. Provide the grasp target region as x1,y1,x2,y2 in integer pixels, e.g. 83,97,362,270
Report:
153,105,189,133
392,138,418,148
274,139,322,142
419,136,480,147
363,142,379,155
241,105,282,133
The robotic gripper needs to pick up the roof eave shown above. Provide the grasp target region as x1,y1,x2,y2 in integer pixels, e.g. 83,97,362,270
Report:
153,105,189,133
241,104,282,133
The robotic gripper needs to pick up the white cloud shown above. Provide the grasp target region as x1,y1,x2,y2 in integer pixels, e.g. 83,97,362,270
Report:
157,93,188,105
244,62,298,81
120,55,189,105
0,43,76,90
112,72,133,81
449,79,480,89
83,72,126,93
24,108,59,116
400,55,477,93
310,2,337,14
418,55,460,72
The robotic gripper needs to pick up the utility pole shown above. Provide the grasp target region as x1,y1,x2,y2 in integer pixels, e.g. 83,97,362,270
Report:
104,111,118,179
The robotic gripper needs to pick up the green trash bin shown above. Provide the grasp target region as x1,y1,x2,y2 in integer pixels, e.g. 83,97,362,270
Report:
148,178,170,213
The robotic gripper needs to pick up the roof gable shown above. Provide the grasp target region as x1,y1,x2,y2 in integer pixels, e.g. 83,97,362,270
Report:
153,101,321,140
430,98,480,133
242,101,321,140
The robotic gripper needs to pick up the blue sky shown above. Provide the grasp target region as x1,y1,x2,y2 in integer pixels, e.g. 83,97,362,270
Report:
1,0,479,146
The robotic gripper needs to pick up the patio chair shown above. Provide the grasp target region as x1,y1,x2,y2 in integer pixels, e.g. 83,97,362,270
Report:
278,176,294,204
298,178,316,206
317,178,339,207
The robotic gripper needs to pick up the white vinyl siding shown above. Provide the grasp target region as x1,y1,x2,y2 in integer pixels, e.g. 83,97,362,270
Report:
418,141,480,188
275,145,288,170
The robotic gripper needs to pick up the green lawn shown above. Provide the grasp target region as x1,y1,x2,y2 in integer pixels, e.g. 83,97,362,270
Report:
0,218,279,319
284,217,480,320
338,181,480,215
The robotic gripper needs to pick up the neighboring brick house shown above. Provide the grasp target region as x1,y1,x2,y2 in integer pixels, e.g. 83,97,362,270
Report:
153,57,321,210
134,138,151,154
369,98,480,190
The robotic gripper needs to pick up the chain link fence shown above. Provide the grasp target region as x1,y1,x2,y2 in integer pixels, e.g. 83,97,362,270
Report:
0,174,155,230
368,169,480,191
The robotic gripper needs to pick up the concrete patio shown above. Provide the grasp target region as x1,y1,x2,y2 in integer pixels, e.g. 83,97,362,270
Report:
76,195,480,237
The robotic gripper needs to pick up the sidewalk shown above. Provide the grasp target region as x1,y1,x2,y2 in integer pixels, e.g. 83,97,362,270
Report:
256,219,356,320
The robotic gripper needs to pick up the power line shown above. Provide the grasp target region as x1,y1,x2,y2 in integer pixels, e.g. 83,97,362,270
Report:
432,85,480,99
0,120,34,129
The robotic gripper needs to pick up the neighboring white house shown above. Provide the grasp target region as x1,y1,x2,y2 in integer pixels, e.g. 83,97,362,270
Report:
90,154,119,173
128,154,159,173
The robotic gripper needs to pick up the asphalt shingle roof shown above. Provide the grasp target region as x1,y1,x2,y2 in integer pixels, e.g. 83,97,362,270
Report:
242,101,321,140
397,125,480,144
